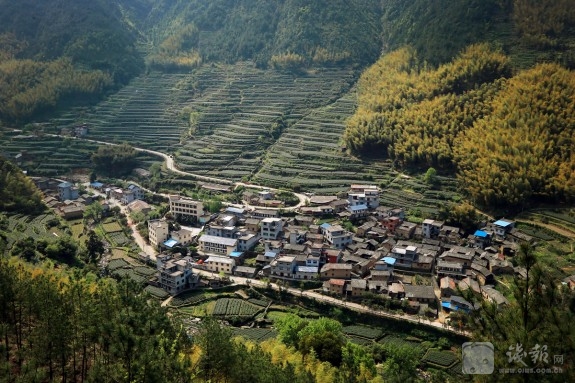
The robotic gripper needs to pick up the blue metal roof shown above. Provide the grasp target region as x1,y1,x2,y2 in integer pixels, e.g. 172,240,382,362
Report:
90,182,104,188
441,301,451,308
383,257,396,265
58,182,72,188
264,251,277,258
163,239,178,248
229,251,244,258
349,204,368,211
226,207,244,214
474,230,489,238
494,220,513,227
128,184,139,190
297,266,318,273
320,223,331,229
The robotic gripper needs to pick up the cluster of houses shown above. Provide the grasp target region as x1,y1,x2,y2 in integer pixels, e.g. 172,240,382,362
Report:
33,178,151,220
148,185,528,317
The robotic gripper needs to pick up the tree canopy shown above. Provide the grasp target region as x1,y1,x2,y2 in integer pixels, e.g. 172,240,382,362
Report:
0,156,44,214
344,44,575,208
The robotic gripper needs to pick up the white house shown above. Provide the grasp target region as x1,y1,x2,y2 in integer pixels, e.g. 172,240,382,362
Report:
204,256,236,274
199,235,238,255
169,195,204,221
156,255,199,295
148,219,169,249
324,225,353,249
261,217,283,240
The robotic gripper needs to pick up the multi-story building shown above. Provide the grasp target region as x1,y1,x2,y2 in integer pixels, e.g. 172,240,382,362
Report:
58,181,79,201
148,219,169,249
169,195,204,221
204,256,236,274
261,217,283,240
205,224,237,238
156,255,198,295
171,228,194,246
324,225,352,249
270,255,296,278
320,263,352,280
198,234,238,255
348,184,379,209
422,219,443,239
236,232,259,252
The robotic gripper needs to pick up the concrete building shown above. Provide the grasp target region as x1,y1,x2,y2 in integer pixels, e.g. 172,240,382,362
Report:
270,255,296,278
204,256,236,274
324,224,353,249
348,184,379,209
169,195,204,221
58,181,79,201
148,219,169,249
261,217,283,240
198,234,238,255
156,255,198,295
170,228,194,246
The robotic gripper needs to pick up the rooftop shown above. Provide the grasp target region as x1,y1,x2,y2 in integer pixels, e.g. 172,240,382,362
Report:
199,235,237,246
494,219,514,227
163,239,178,248
474,230,489,238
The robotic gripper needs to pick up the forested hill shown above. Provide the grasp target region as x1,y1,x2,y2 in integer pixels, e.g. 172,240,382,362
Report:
0,156,44,214
344,45,575,208
118,0,383,70
0,0,143,83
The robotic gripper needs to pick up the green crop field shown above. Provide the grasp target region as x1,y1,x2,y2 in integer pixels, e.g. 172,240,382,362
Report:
102,221,123,233
342,325,383,340
232,328,277,343
212,298,261,317
421,349,458,368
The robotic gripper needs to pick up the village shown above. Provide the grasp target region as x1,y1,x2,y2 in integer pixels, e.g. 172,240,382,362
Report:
32,176,537,322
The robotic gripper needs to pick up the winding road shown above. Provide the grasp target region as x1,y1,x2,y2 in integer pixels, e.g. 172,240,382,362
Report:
67,135,469,335
56,135,309,211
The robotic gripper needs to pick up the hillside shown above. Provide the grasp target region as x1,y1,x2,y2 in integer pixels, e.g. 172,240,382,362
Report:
0,156,44,214
380,0,575,69
121,0,383,69
343,45,575,208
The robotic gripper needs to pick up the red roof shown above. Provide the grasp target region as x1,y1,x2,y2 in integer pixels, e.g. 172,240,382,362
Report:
329,279,346,286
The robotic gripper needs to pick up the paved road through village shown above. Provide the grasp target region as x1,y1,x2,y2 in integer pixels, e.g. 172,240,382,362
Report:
76,135,467,336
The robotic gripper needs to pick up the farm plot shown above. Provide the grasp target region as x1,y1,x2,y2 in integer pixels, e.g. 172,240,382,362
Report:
2,213,61,252
253,92,396,193
175,64,359,181
170,292,208,308
212,298,261,317
342,325,383,340
107,232,131,246
0,132,100,177
248,298,271,307
144,285,170,300
232,328,277,342
102,221,123,233
421,349,458,368
378,335,424,350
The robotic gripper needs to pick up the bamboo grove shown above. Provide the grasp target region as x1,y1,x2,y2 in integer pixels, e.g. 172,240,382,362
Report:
344,44,575,208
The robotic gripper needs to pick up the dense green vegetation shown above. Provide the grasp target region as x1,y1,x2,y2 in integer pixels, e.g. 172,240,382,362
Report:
124,0,382,69
0,0,143,122
344,44,575,208
470,244,575,382
0,156,43,214
91,143,138,177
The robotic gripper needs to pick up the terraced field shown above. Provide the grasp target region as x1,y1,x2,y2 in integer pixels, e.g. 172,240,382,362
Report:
1,62,463,205
176,64,358,182
0,132,99,176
